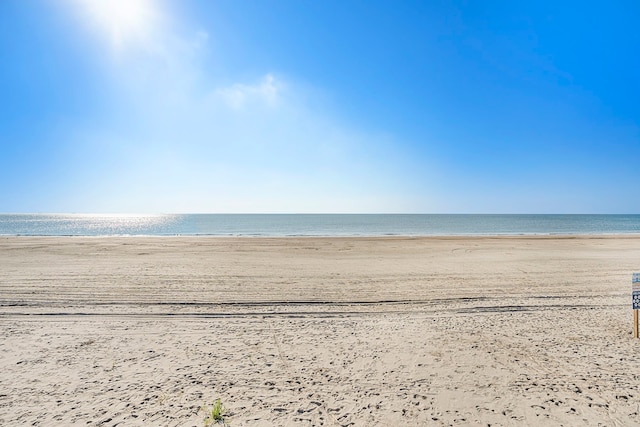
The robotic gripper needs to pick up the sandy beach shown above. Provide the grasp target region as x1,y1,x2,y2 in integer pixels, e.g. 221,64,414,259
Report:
1,235,640,426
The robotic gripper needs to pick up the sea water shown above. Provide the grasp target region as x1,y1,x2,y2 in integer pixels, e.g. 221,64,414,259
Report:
1,214,640,236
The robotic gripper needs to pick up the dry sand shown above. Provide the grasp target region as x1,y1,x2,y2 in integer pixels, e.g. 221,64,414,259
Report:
1,235,640,426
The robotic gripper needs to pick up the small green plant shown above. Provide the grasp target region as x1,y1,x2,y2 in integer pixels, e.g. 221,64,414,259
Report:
203,398,226,426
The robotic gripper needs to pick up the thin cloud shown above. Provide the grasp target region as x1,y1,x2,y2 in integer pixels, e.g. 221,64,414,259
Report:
215,74,282,110
56,1,426,213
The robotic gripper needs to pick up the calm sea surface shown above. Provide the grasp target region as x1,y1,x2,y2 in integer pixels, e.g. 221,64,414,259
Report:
1,214,640,236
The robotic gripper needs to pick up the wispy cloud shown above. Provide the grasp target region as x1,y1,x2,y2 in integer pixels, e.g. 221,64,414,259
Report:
215,74,282,110
56,1,427,213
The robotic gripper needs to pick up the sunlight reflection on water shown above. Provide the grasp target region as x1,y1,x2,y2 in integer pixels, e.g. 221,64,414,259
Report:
0,214,179,236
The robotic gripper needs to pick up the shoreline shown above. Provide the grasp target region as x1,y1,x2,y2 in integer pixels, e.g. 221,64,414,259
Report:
4,232,640,238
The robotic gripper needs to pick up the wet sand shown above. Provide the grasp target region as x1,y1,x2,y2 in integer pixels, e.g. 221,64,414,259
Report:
1,236,640,426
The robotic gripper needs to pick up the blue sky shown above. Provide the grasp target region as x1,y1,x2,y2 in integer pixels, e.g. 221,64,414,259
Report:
0,0,638,213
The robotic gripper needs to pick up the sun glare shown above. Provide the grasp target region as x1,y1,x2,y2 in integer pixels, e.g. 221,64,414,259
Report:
75,0,159,49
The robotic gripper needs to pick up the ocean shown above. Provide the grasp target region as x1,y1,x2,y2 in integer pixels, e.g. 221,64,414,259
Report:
1,214,640,236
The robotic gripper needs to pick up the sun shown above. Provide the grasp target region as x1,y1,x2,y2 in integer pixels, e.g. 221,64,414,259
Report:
74,0,159,49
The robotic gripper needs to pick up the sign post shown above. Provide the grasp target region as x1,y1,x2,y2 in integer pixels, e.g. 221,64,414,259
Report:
633,273,640,339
